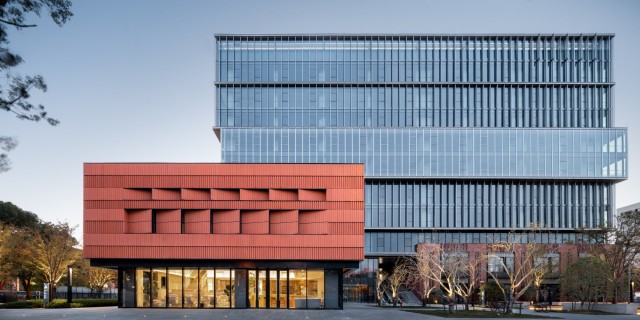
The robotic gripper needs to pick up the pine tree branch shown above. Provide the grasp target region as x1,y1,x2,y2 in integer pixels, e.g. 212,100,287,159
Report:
0,19,37,28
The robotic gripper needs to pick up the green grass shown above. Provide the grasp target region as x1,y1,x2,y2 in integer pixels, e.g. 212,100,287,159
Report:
0,298,117,309
404,309,563,318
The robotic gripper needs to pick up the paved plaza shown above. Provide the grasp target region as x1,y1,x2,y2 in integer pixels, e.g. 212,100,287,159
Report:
0,303,638,320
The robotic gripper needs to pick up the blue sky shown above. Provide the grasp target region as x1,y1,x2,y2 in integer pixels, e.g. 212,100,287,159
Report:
1,0,639,240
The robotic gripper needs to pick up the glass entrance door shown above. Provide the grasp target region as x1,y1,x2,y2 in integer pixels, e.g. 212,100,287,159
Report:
248,269,288,308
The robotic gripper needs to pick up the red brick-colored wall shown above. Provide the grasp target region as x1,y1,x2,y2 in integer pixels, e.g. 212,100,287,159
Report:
83,163,364,261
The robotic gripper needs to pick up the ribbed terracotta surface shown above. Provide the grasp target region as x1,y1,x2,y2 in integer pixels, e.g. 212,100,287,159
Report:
83,163,364,261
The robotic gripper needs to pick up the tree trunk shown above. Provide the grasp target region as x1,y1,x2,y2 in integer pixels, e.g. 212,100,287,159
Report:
448,302,455,314
613,283,618,304
20,277,32,299
536,286,540,303
49,281,54,302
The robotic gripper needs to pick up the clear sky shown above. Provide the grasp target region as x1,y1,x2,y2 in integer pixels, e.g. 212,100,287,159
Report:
1,0,639,241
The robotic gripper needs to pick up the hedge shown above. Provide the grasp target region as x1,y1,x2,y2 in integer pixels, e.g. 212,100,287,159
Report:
0,298,117,309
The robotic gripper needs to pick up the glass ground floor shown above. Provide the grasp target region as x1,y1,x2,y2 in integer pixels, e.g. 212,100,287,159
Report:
112,262,349,309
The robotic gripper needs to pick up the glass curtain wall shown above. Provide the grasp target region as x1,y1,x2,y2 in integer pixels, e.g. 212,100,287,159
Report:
167,268,182,308
183,269,198,308
199,269,215,308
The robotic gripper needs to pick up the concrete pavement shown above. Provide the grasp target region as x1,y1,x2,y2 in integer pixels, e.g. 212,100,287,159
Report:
0,303,638,320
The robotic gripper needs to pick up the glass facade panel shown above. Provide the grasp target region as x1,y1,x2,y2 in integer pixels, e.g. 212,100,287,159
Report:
289,269,306,308
279,270,288,308
221,128,627,179
269,270,278,308
167,268,182,308
248,270,257,308
216,35,613,85
258,270,267,308
131,267,329,309
215,34,624,260
135,268,150,307
307,270,325,308
215,269,232,308
199,269,215,308
151,268,167,307
183,269,198,308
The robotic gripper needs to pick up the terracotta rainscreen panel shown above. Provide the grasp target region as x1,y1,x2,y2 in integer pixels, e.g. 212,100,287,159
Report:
154,209,181,233
212,209,240,234
299,210,328,234
269,210,298,234
299,189,326,201
183,209,210,234
212,188,240,200
123,188,152,200
84,163,364,261
181,188,211,200
269,189,298,201
241,210,269,234
152,188,181,200
240,189,269,200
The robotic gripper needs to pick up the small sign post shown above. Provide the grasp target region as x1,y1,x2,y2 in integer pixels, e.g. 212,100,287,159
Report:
43,283,49,303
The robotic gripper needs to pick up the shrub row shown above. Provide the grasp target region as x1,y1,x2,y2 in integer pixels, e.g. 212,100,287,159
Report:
0,298,117,309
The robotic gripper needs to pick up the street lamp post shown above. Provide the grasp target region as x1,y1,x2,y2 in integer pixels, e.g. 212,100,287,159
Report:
67,266,73,304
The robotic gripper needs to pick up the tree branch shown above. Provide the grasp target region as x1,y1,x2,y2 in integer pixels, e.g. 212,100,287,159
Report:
0,19,37,28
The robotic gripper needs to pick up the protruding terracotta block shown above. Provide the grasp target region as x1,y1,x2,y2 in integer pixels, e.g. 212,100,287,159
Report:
241,210,269,234
212,209,240,234
183,209,210,233
125,209,152,233
212,188,240,200
299,189,326,201
269,210,298,234
154,209,181,233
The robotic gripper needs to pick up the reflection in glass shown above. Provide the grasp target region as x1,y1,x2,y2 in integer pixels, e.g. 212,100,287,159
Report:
289,269,306,309
279,270,288,308
183,269,198,308
215,269,232,308
248,270,257,308
306,270,324,308
269,270,278,308
258,270,267,308
151,268,167,307
199,269,215,308
135,268,150,307
167,268,182,308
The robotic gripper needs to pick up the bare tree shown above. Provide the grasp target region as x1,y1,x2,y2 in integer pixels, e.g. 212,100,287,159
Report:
387,259,411,307
408,245,437,306
415,243,466,314
487,227,556,314
375,270,388,306
455,251,484,310
579,210,640,303
33,222,79,299
531,252,559,303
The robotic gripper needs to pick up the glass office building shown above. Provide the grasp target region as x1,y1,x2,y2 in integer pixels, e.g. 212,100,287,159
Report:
214,34,627,301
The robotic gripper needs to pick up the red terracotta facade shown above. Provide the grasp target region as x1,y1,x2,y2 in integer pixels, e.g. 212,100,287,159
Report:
83,163,364,261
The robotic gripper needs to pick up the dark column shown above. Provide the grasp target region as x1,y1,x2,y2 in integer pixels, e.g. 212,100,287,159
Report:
234,270,247,308
67,267,73,303
324,269,341,309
